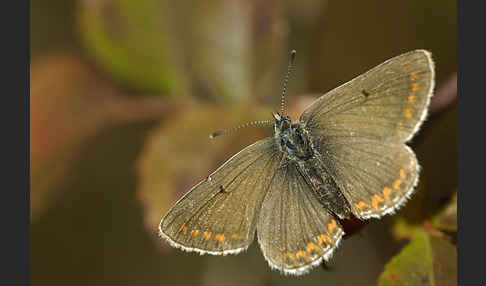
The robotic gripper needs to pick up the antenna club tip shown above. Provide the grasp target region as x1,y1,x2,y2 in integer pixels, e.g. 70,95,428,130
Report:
289,50,296,62
209,130,224,139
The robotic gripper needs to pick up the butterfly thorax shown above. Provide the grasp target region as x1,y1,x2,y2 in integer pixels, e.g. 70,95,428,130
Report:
274,114,314,161
273,113,352,219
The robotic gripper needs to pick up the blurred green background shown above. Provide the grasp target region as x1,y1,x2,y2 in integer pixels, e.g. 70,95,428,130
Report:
31,0,457,285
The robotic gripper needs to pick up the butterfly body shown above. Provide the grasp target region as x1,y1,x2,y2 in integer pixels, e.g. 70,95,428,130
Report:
274,113,352,219
274,114,313,160
295,157,352,219
159,50,435,276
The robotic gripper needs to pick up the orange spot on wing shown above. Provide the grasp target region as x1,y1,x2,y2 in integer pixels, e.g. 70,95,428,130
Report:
296,250,306,259
181,225,188,233
411,83,419,92
317,234,331,246
190,229,199,237
404,108,413,119
393,179,402,190
395,123,405,134
284,251,294,260
328,219,337,233
231,233,243,240
306,242,320,253
214,233,226,243
203,231,211,240
355,201,368,210
382,187,392,201
399,169,407,179
371,194,384,210
410,71,419,80
407,95,416,104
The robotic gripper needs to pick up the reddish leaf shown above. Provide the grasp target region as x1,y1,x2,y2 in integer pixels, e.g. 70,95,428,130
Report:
30,52,175,219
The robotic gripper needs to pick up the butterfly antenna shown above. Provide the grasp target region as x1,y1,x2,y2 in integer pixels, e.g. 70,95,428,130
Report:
209,120,273,139
281,50,297,115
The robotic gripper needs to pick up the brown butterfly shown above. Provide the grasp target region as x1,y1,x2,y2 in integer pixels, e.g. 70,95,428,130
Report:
159,50,435,275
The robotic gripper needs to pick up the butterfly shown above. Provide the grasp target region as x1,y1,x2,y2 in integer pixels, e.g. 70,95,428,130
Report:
158,49,435,275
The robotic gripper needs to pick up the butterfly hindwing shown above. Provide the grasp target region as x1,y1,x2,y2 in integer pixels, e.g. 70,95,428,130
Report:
159,138,282,254
315,137,418,218
257,163,344,275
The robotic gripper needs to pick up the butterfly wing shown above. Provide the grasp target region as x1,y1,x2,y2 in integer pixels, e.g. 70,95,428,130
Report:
159,137,282,254
301,50,434,143
300,50,434,219
316,138,419,219
257,163,344,275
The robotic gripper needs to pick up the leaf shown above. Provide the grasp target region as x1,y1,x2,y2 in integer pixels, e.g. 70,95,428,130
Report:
30,52,175,220
378,230,457,286
78,0,288,100
431,192,457,232
77,0,177,93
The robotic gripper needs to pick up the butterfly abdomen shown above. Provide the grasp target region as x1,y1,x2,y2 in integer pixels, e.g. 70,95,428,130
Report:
296,158,352,219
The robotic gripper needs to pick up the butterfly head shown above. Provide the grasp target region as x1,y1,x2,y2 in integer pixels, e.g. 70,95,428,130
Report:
272,112,292,133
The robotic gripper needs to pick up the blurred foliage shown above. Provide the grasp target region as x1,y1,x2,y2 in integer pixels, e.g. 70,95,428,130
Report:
77,0,289,99
31,0,457,285
30,52,175,220
77,0,176,93
378,229,457,286
163,0,288,101
383,190,457,285
432,192,457,232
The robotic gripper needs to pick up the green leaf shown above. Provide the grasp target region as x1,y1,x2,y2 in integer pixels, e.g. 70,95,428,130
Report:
432,192,457,232
77,0,288,100
77,0,177,93
378,230,457,286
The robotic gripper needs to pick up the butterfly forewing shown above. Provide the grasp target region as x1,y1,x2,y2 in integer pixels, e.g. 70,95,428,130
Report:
301,50,434,143
257,163,344,275
159,138,282,254
300,50,434,219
